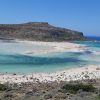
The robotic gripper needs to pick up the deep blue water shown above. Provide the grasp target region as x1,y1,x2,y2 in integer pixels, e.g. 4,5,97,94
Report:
86,36,100,41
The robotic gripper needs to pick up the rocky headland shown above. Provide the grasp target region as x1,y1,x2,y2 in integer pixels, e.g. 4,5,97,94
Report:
0,22,85,41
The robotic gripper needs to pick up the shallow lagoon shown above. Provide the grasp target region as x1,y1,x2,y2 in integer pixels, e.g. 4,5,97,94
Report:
0,40,100,74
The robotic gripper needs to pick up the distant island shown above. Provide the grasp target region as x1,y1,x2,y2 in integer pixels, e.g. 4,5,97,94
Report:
0,22,85,41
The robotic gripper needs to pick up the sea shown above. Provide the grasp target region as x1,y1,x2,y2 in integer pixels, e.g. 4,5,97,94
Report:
0,36,100,74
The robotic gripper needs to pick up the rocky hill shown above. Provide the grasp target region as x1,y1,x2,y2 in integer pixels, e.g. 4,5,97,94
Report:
0,22,85,41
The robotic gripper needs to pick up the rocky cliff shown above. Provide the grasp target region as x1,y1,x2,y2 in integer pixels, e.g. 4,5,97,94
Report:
0,22,85,41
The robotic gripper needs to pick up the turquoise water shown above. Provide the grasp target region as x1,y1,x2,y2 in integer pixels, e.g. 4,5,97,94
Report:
0,40,100,74
74,41,100,64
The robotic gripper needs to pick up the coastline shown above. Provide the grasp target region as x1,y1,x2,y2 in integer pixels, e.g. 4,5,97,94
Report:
0,39,100,84
0,65,100,84
14,39,87,55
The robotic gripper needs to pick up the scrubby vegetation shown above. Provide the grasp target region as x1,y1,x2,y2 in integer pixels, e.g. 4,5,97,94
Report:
96,94,100,100
62,83,96,94
0,84,8,91
0,80,100,100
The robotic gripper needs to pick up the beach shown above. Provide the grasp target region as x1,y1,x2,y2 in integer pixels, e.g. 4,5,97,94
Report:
0,40,100,84
0,65,100,84
0,40,100,100
16,40,87,55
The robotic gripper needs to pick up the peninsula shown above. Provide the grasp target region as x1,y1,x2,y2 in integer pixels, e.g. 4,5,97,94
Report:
0,22,85,41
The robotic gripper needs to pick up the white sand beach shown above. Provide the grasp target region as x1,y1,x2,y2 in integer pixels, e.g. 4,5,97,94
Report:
0,39,88,57
0,65,100,84
16,40,87,55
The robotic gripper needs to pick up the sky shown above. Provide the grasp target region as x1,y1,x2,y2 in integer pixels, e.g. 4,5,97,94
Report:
0,0,100,36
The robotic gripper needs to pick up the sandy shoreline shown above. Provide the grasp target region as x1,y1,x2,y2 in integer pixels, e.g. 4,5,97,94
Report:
15,40,87,55
0,65,100,84
0,39,89,56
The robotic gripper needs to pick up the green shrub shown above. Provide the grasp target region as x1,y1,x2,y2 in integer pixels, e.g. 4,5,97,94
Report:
62,83,95,94
96,94,100,100
0,83,8,91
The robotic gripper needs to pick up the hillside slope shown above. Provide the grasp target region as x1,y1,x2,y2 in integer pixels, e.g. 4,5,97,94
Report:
0,22,85,41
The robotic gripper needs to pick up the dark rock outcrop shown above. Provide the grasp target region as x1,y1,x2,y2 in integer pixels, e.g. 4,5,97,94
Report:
0,22,85,41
